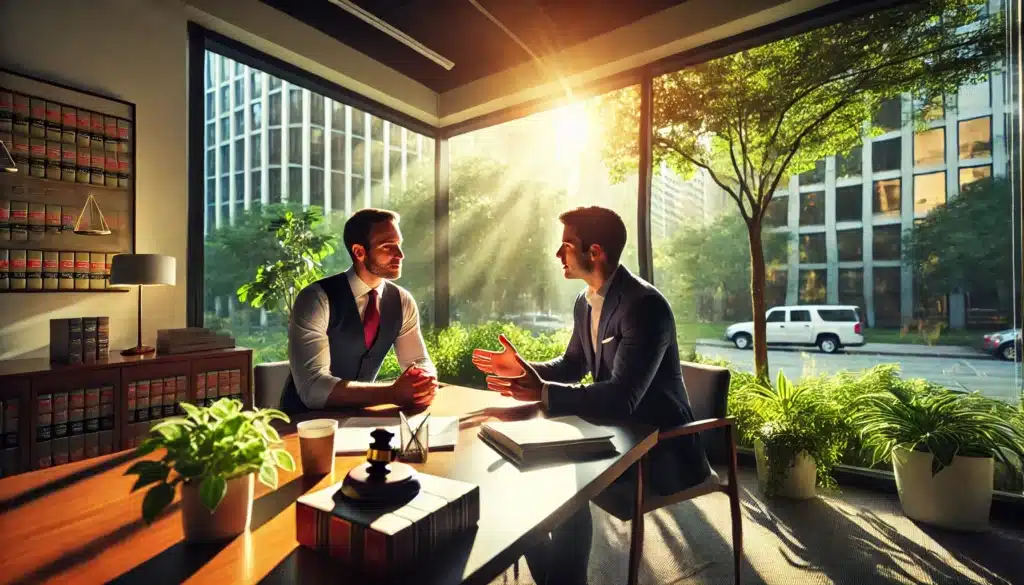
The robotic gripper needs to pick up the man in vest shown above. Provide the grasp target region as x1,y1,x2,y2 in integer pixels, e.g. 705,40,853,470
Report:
281,208,438,413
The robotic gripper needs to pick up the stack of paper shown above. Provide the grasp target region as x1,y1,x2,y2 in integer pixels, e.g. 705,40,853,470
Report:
334,415,460,455
156,328,234,354
479,416,616,465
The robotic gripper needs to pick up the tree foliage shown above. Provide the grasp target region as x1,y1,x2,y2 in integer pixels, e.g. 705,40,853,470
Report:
903,177,1019,310
601,0,1002,378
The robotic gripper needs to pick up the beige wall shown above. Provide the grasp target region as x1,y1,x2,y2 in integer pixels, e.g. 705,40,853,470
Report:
0,0,188,360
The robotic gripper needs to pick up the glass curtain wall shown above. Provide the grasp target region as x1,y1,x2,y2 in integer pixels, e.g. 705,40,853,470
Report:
201,50,435,364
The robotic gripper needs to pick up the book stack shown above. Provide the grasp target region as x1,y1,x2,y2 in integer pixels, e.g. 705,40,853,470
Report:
192,368,243,407
49,316,109,363
295,473,479,578
124,374,188,449
479,416,616,466
156,328,234,355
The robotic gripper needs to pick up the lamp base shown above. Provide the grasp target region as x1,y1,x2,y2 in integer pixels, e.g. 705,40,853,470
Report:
121,345,156,356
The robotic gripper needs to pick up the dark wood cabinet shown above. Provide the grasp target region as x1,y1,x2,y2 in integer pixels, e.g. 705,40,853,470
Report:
0,347,252,477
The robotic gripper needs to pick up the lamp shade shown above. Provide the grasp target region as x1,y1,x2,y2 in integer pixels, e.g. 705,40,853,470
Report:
110,254,176,286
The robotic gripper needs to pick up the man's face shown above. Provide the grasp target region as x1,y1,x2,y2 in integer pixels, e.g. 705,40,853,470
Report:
555,224,595,280
358,220,404,280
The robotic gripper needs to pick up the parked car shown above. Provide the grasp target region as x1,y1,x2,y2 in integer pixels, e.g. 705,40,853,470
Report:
508,312,569,334
724,305,864,354
982,328,1021,361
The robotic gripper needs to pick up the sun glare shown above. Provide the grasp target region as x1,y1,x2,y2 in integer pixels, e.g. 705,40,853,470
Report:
552,103,591,159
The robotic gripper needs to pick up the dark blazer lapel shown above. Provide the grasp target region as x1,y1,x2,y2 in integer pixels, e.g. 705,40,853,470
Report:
593,269,626,374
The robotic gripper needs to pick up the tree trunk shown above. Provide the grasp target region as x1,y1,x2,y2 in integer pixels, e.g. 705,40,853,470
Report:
747,221,769,381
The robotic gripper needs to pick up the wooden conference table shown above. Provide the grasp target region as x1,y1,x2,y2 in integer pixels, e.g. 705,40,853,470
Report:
0,384,657,585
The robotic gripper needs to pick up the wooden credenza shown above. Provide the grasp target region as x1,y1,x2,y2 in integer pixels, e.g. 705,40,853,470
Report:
0,347,252,478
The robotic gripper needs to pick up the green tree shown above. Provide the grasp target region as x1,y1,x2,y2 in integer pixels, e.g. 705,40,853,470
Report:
903,177,1019,316
237,208,337,319
601,0,1002,378
656,211,789,324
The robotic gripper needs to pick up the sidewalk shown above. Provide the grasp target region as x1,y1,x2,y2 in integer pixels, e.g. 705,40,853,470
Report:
695,338,991,361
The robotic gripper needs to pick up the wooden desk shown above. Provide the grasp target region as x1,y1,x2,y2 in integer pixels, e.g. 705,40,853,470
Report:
0,385,656,585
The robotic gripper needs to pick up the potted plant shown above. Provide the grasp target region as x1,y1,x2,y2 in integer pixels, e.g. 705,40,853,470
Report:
734,371,846,499
124,398,296,542
853,385,1024,530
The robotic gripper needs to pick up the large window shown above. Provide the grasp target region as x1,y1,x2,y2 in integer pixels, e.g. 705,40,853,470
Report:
872,138,902,172
800,191,825,225
873,98,902,132
835,185,863,222
914,171,946,215
201,49,435,359
450,86,639,333
959,164,992,189
873,224,902,260
798,269,827,304
913,128,945,167
837,229,862,261
799,233,826,263
838,268,864,310
873,178,901,217
958,116,992,160
873,267,902,327
836,146,862,177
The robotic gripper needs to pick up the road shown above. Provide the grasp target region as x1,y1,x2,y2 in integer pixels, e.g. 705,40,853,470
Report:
694,343,1023,403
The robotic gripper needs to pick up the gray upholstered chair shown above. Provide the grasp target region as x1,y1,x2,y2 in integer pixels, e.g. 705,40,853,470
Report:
253,361,291,409
593,360,743,585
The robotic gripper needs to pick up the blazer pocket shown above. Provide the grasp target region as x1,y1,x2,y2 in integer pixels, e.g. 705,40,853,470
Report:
601,335,616,345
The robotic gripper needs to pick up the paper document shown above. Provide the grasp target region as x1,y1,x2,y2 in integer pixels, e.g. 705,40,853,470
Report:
334,415,460,454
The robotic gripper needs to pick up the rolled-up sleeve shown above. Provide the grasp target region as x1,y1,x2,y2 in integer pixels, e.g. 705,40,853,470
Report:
288,284,342,409
394,288,436,377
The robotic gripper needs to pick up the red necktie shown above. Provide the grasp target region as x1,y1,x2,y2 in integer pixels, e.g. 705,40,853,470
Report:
363,289,380,349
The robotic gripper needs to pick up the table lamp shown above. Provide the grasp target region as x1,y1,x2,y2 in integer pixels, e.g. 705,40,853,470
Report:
110,254,176,356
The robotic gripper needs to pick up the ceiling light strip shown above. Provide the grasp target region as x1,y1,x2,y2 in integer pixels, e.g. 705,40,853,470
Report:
327,0,455,70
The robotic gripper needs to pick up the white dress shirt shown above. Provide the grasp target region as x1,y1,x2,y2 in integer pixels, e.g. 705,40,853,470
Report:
288,268,435,409
542,266,619,405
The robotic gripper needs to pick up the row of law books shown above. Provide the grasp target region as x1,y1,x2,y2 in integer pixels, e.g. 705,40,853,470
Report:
156,327,234,355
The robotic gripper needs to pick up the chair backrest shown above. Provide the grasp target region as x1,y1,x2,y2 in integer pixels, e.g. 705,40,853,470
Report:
681,360,731,462
253,361,292,409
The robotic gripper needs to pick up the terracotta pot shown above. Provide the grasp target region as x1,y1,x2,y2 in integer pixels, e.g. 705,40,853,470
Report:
180,474,254,543
892,446,993,531
754,438,817,500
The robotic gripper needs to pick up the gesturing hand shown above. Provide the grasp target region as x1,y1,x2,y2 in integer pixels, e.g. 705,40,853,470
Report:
486,351,544,402
391,365,438,407
471,334,526,377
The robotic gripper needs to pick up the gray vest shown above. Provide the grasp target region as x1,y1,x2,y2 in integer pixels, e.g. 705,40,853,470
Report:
280,273,403,414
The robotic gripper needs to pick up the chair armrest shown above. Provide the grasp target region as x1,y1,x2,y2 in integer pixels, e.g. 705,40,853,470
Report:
659,417,734,440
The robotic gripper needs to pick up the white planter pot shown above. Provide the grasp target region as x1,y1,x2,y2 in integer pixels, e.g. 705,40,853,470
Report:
892,447,993,531
754,438,817,499
181,474,254,543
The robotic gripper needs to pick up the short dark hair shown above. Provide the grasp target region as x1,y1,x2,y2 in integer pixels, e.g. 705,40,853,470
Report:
343,208,399,261
558,206,627,266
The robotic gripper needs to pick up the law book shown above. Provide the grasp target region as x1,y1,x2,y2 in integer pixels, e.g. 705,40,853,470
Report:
295,472,479,578
50,318,84,364
9,201,27,241
60,206,75,233
58,251,74,289
105,254,115,288
89,253,105,289
42,251,58,289
150,378,164,420
136,380,150,422
69,435,84,462
479,416,616,466
0,249,8,290
194,373,206,405
28,203,44,241
218,370,230,398
51,437,69,466
36,440,51,469
163,377,176,417
0,199,9,240
25,250,41,290
126,381,137,423
9,249,25,289
45,204,61,235
98,430,113,455
52,392,68,438
74,252,90,290
97,316,109,359
82,317,97,364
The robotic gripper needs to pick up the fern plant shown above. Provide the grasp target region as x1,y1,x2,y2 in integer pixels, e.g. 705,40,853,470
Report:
851,384,1024,476
735,370,848,496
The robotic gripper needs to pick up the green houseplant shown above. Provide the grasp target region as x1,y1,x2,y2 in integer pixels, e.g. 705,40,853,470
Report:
852,385,1024,530
735,371,847,498
125,398,295,542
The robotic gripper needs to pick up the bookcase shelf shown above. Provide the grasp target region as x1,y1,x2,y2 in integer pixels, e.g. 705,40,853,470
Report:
0,347,252,478
0,289,130,293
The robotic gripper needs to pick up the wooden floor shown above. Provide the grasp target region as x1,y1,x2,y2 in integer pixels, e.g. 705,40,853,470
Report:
493,469,1024,585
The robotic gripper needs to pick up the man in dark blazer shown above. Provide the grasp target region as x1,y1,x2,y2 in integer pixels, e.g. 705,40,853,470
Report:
473,206,711,585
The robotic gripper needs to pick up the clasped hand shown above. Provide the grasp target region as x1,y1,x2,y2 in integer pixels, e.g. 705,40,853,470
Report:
391,364,438,407
471,334,543,402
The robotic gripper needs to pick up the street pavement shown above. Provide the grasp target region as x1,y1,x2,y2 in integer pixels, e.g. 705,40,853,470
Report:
694,342,1023,403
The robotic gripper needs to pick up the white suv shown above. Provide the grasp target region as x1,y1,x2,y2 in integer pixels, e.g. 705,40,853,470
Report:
725,305,864,354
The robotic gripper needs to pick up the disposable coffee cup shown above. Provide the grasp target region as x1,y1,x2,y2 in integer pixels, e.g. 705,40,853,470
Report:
297,419,338,476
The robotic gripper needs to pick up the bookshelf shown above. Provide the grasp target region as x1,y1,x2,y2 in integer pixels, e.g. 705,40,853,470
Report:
0,347,252,478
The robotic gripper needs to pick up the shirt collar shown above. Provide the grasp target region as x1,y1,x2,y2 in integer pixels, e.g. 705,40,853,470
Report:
346,267,386,299
585,265,621,307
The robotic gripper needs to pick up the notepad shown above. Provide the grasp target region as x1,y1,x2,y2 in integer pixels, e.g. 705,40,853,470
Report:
334,415,459,454
479,416,616,466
